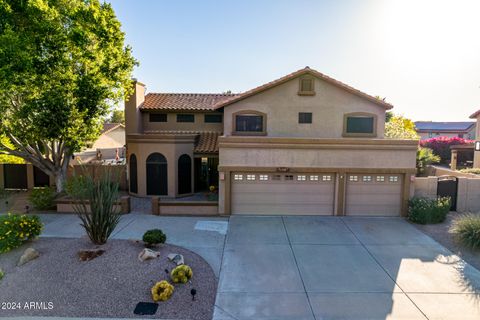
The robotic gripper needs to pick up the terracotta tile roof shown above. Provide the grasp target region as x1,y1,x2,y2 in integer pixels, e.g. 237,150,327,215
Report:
101,123,124,134
194,132,220,153
141,130,220,153
140,93,237,111
214,66,393,110
470,109,480,119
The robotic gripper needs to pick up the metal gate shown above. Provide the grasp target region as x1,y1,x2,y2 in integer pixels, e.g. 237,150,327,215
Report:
33,166,50,187
437,176,457,211
4,164,28,189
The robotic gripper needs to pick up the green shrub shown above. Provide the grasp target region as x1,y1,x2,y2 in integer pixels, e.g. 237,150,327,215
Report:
74,168,121,245
408,197,451,224
458,168,480,175
0,214,43,253
65,175,89,199
29,187,56,210
450,214,480,250
0,268,4,280
143,229,166,246
170,264,193,284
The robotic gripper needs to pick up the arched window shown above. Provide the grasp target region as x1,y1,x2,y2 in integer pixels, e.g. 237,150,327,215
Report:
129,154,138,193
178,154,192,194
146,153,168,195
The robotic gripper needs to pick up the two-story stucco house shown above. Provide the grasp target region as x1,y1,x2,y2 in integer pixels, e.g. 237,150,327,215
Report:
125,67,418,216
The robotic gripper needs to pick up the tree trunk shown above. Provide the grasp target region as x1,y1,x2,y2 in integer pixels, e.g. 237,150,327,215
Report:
54,169,67,193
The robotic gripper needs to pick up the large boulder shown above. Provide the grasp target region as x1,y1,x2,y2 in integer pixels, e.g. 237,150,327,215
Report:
17,248,40,266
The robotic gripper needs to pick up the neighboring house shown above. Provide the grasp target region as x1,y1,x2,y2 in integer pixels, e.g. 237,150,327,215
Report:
414,121,476,140
73,123,126,164
470,109,480,168
125,67,418,216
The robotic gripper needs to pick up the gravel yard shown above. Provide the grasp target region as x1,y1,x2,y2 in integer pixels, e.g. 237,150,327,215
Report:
413,212,480,270
0,237,216,319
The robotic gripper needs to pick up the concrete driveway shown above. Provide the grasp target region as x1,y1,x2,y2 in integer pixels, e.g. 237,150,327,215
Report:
214,216,480,320
30,213,480,320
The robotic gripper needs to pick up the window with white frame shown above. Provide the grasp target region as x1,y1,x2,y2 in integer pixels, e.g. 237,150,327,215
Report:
363,175,372,182
297,175,306,181
322,175,332,181
389,176,399,182
259,174,269,181
310,175,319,181
285,175,294,181
349,175,358,182
246,174,256,181
376,175,385,182
234,174,243,181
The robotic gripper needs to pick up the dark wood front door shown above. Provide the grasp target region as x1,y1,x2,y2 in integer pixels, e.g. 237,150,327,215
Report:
178,154,192,194
146,153,168,196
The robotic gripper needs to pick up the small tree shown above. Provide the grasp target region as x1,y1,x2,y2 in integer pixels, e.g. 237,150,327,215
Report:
416,147,440,176
385,113,419,139
420,136,473,164
109,109,125,124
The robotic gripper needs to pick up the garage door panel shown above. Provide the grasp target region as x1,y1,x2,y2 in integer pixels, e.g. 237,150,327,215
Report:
232,173,335,215
346,174,402,216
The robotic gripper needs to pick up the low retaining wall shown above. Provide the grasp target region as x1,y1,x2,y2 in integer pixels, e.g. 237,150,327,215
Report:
151,197,218,215
56,196,130,214
428,165,479,178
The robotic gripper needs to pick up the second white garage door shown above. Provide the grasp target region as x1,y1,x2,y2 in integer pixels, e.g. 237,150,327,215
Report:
231,173,335,215
345,174,403,216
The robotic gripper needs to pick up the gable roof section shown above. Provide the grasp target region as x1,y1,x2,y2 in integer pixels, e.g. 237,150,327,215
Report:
140,93,237,111
470,109,480,119
213,67,393,110
102,123,124,135
414,121,475,132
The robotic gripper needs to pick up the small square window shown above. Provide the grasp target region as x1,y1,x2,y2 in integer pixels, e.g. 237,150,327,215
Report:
310,175,319,181
177,114,195,122
297,175,306,181
389,176,399,182
285,175,294,181
376,176,385,182
322,175,332,181
299,77,315,94
349,175,358,182
363,176,372,182
259,174,269,181
299,112,312,124
234,174,243,181
246,174,256,181
149,113,167,122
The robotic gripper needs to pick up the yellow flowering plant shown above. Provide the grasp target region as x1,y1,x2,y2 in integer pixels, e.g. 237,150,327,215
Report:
0,214,43,254
170,265,193,284
151,280,174,302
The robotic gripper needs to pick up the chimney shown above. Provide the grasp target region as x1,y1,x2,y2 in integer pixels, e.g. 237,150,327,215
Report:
125,79,146,135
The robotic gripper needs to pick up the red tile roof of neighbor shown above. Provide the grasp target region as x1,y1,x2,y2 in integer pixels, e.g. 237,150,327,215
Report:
141,130,220,153
101,123,124,134
470,109,480,119
139,67,393,111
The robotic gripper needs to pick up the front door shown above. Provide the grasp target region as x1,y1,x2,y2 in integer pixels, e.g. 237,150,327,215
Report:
146,153,168,196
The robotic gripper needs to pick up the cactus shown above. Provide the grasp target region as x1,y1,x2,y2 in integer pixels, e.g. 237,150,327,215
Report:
170,265,193,284
151,280,174,302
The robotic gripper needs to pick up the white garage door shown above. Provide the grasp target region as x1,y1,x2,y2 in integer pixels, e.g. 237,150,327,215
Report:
231,173,335,215
346,174,402,216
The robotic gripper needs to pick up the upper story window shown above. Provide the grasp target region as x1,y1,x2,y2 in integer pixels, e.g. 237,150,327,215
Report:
177,114,195,123
150,113,167,122
204,114,223,123
233,111,266,135
343,112,377,137
298,76,315,96
299,112,312,124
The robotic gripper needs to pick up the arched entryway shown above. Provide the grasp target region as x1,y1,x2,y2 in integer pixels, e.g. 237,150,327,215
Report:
129,154,138,193
146,153,168,195
178,154,192,194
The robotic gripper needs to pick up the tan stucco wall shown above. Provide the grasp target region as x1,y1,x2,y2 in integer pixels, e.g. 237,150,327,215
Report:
125,82,145,135
418,129,476,140
91,127,125,149
475,115,480,168
142,112,223,132
223,76,386,138
127,136,195,197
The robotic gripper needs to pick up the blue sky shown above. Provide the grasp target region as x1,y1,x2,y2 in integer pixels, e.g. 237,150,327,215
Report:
109,0,480,121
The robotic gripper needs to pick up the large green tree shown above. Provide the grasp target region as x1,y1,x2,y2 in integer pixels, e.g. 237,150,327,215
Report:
0,0,137,191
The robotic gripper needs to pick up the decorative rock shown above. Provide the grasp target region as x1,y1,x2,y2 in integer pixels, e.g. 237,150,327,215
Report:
167,253,184,266
17,248,40,266
138,248,160,261
78,249,105,262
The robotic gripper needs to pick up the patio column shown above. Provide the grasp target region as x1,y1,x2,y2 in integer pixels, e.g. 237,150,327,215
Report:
450,150,458,170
